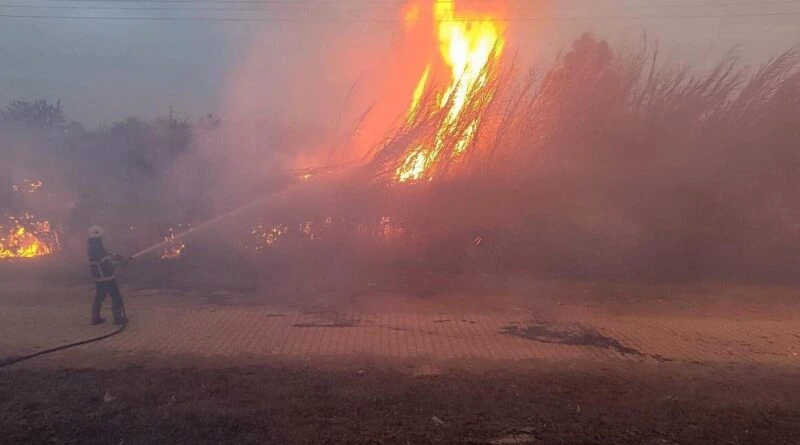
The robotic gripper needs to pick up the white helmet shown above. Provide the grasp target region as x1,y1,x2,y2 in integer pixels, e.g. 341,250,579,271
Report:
88,226,104,239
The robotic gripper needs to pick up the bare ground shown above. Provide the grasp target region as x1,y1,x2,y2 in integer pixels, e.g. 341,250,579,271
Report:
2,276,800,444
2,361,799,445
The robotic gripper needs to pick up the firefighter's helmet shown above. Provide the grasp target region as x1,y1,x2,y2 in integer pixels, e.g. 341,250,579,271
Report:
88,226,104,239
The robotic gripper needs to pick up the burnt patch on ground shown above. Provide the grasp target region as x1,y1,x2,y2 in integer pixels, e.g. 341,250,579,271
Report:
502,321,641,356
293,320,358,328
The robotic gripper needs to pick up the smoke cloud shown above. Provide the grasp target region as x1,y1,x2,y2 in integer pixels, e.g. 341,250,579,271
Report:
2,1,800,297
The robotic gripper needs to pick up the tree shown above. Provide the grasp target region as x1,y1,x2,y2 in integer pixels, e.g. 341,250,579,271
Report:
1,99,66,127
562,33,613,76
198,113,221,129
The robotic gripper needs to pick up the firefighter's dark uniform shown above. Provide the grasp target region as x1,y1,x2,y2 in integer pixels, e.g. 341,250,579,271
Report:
88,238,126,325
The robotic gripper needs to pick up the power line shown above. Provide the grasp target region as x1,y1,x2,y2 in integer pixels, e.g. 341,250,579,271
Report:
8,0,798,3
14,0,528,3
6,0,461,3
2,0,799,11
0,4,271,10
1,11,800,21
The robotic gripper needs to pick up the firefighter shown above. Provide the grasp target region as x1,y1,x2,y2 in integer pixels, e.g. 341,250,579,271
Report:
87,226,129,326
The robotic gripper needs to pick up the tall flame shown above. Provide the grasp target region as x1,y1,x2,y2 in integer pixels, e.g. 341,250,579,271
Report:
407,65,431,123
396,0,504,182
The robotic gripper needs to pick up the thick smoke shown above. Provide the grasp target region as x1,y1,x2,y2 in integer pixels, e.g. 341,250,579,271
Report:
2,18,800,296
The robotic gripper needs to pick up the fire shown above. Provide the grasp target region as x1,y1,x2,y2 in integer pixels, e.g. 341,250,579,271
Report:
23,179,43,193
0,213,60,259
11,179,44,193
378,216,405,239
248,223,289,250
396,0,504,182
241,216,406,251
300,221,316,240
160,225,187,261
408,65,431,123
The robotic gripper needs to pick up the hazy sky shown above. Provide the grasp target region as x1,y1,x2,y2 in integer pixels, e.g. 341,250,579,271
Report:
1,0,797,126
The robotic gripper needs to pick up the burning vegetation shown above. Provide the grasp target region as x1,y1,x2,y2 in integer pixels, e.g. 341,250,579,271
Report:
159,226,187,261
0,178,62,259
0,212,60,259
247,224,289,250
395,0,504,182
2,0,800,285
241,215,405,252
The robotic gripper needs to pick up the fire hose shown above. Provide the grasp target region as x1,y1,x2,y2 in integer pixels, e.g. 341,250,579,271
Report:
0,179,309,368
0,320,127,369
0,267,130,369
0,193,276,368
129,186,295,259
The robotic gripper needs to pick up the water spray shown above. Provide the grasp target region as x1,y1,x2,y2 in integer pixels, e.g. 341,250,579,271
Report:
130,186,295,260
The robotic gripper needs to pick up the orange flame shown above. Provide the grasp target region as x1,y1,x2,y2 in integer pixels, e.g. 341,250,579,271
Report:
160,226,186,261
396,0,504,182
0,213,60,259
22,179,43,193
407,65,431,123
247,223,288,250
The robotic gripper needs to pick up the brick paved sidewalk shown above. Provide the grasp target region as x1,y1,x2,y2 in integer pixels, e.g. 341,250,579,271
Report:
2,294,799,368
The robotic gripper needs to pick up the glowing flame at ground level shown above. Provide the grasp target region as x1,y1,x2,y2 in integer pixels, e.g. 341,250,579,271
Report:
241,216,405,251
160,226,187,261
0,213,60,259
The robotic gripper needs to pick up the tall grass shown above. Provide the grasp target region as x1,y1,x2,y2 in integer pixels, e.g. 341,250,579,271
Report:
8,34,799,288
361,34,800,281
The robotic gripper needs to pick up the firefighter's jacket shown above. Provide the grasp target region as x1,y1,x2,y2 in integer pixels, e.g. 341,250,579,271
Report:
88,240,117,282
